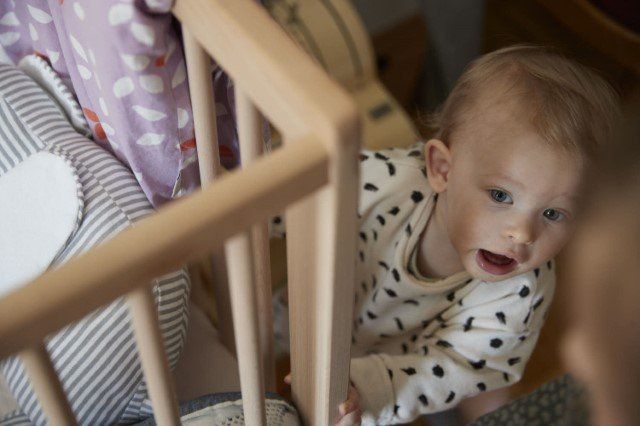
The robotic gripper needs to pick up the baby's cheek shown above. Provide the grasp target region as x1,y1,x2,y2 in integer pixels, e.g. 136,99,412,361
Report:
449,207,486,250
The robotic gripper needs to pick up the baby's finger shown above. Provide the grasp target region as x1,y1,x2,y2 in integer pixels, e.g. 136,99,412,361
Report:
338,401,351,416
335,409,362,426
284,374,291,385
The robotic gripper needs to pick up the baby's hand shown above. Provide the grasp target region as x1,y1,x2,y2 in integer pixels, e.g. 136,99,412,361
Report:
283,375,362,425
336,382,361,426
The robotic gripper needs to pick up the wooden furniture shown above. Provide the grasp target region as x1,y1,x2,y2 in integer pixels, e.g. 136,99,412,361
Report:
266,0,419,150
0,0,361,424
485,0,640,101
538,0,640,77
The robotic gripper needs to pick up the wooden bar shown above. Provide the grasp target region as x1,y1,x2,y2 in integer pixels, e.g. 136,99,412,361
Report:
249,224,274,391
128,286,180,426
0,4,362,425
182,24,236,355
172,0,359,145
0,140,328,359
236,87,275,391
176,1,363,419
286,197,319,422
286,141,359,424
316,149,360,424
225,233,267,426
20,344,77,425
182,27,222,182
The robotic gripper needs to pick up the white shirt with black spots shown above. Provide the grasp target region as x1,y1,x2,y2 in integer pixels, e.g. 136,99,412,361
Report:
350,143,555,425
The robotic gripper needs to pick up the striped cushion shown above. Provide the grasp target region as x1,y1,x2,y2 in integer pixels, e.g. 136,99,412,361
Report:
0,63,190,425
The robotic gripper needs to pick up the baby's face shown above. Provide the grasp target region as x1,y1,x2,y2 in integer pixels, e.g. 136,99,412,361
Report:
434,108,585,282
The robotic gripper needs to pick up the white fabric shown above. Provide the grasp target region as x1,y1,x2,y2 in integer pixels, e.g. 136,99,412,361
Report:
269,143,556,424
348,144,555,424
0,151,82,296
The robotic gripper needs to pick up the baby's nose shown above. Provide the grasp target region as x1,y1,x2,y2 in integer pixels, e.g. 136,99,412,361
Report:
509,231,534,245
503,220,535,245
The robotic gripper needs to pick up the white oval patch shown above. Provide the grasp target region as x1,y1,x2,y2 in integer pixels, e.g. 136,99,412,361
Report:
113,76,135,98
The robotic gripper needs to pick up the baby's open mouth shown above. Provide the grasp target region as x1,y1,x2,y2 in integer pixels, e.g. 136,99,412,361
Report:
476,249,518,275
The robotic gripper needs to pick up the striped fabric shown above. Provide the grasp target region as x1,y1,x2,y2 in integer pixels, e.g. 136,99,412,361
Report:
0,64,190,425
0,411,30,426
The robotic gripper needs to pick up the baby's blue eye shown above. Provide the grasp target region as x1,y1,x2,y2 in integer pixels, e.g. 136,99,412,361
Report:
543,209,563,221
489,189,512,204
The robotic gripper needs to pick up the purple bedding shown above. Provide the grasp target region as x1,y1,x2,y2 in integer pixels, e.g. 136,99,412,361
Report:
0,0,242,206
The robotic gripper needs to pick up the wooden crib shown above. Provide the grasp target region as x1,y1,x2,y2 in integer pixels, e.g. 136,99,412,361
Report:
0,0,360,424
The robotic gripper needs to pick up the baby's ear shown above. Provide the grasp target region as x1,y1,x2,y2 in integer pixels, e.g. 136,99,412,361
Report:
424,139,452,193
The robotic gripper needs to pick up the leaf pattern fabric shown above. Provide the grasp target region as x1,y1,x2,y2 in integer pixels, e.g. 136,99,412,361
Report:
0,0,243,206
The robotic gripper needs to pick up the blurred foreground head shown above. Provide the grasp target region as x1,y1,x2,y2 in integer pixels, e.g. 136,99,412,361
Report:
563,101,640,426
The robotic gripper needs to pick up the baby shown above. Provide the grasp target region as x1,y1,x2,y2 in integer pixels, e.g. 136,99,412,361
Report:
334,45,619,425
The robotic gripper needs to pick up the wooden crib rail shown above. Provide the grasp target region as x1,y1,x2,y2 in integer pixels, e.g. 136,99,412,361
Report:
174,0,360,424
172,0,358,145
0,0,360,424
19,345,77,424
0,140,327,359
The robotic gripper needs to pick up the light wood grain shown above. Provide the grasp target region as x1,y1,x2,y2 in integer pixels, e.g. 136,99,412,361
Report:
0,140,328,359
183,28,222,182
128,286,180,425
286,139,359,424
172,2,360,422
172,0,358,145
237,88,276,392
2,2,361,424
225,232,266,426
182,25,236,356
20,344,77,425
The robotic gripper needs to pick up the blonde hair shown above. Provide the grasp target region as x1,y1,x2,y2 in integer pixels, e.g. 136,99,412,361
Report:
429,45,620,159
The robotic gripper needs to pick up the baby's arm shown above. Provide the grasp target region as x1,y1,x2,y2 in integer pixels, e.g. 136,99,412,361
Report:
350,270,555,425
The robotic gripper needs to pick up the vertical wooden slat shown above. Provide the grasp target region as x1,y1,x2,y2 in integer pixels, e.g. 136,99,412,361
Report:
182,27,222,181
317,150,359,424
286,197,320,422
249,224,274,392
128,286,180,426
287,146,359,424
20,344,77,425
236,87,275,392
225,233,267,426
182,26,236,354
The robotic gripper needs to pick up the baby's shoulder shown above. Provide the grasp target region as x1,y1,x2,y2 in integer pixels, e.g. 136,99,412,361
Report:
362,142,425,167
360,142,427,184
358,143,431,212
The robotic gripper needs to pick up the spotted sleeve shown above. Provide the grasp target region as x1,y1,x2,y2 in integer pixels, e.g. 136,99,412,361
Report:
350,264,556,425
268,146,424,239
358,146,427,224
